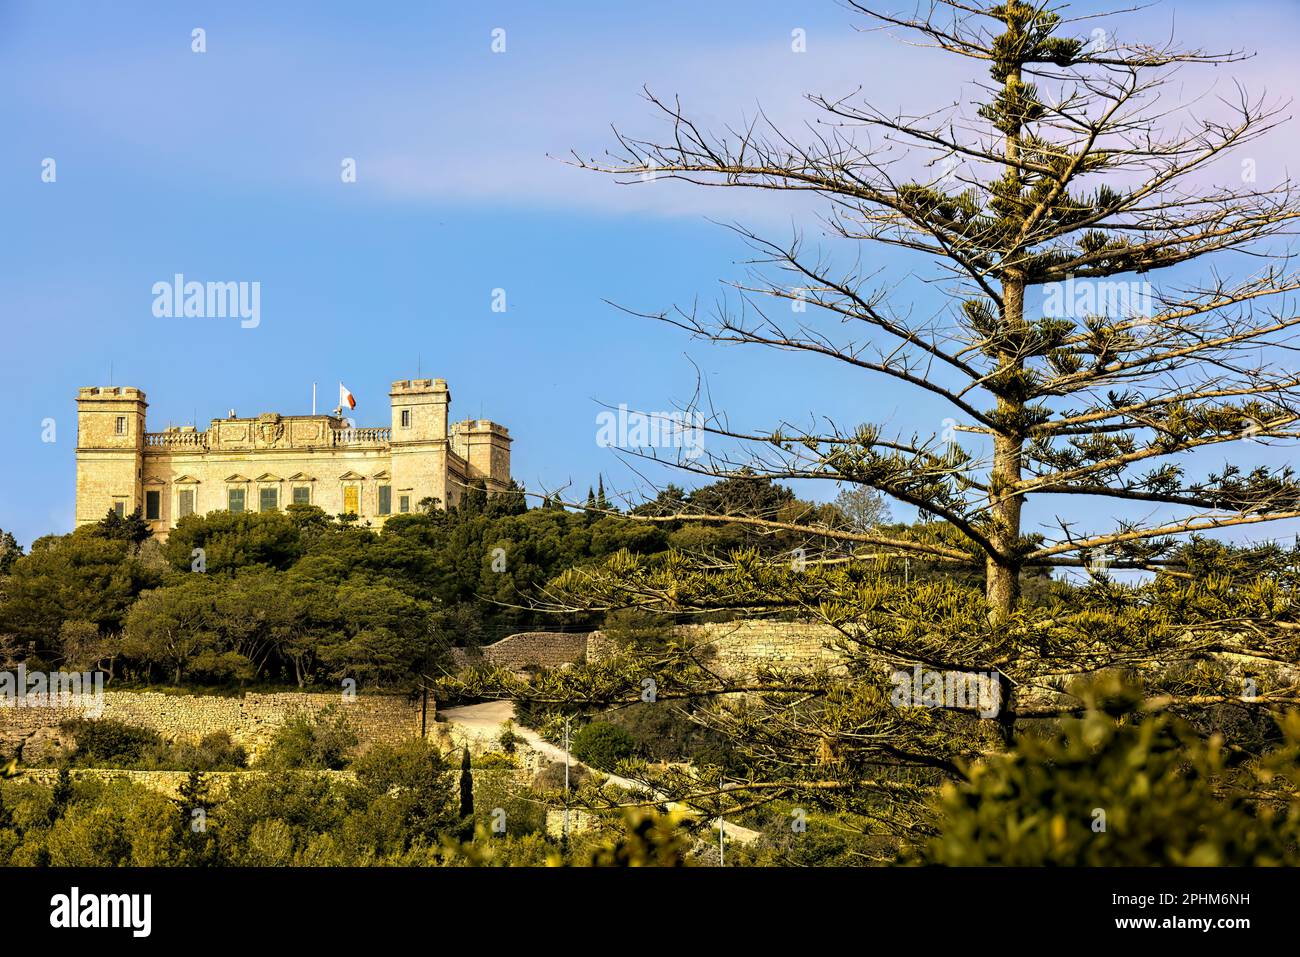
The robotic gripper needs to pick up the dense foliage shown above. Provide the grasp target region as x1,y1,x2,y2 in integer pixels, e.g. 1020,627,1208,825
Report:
0,476,855,690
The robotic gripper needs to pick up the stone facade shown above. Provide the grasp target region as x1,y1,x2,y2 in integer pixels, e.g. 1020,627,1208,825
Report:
462,620,846,679
0,690,424,762
671,621,845,676
75,379,512,538
455,632,593,671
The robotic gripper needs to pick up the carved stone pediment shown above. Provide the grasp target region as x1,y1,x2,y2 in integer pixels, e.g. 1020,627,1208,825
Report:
256,413,286,448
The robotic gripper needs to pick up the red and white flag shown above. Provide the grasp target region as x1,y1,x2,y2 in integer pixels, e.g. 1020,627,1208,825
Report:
339,382,356,410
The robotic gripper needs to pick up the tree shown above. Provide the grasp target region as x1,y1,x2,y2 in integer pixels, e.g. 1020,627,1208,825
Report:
0,531,161,660
832,485,892,534
176,771,218,866
351,738,456,843
122,576,219,684
569,0,1300,614
455,0,1300,847
94,507,151,547
0,529,22,575
162,510,304,574
459,746,474,820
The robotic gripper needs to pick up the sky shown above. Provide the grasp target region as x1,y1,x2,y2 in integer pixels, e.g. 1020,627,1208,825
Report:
2,0,1299,557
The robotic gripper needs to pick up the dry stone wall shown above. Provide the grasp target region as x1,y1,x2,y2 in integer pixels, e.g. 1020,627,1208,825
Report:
453,632,591,672
0,691,422,763
673,621,845,677
468,620,847,679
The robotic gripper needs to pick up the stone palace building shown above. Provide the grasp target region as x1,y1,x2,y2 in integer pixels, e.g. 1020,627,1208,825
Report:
74,378,511,538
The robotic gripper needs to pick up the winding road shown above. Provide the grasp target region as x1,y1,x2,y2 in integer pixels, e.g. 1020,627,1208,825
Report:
439,700,761,843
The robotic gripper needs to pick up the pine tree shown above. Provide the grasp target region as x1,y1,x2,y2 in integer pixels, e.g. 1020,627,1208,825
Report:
95,507,151,546
176,770,217,865
0,529,21,575
49,768,73,822
460,1,1300,842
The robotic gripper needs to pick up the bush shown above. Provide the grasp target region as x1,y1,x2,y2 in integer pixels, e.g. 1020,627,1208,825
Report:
498,722,519,754
351,738,457,844
60,719,163,768
256,709,357,770
603,702,732,765
472,752,519,770
534,760,588,793
168,732,248,771
926,678,1300,866
571,722,635,770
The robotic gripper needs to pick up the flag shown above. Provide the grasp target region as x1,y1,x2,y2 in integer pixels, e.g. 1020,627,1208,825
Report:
339,382,356,410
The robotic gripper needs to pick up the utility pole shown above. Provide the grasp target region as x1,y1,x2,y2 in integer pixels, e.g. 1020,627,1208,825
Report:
718,775,725,866
563,714,571,842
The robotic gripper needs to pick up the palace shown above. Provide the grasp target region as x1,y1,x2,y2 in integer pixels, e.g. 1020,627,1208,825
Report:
74,379,511,538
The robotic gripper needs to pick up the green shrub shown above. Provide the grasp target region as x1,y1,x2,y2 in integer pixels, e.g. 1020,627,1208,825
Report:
472,752,518,770
498,722,519,754
534,760,588,793
168,732,248,771
60,719,163,768
571,721,635,770
926,678,1300,866
256,709,357,770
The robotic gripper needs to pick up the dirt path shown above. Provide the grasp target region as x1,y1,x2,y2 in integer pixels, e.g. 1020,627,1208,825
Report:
439,700,762,844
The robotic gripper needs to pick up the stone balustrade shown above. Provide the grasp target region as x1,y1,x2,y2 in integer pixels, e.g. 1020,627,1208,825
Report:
145,431,209,449
333,427,391,446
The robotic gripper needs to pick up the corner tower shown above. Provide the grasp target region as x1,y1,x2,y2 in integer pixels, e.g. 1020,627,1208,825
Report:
451,419,512,489
389,378,452,510
76,386,148,526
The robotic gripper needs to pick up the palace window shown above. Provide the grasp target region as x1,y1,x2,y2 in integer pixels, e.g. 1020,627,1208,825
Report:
378,485,391,515
399,494,410,514
401,409,411,429
292,486,311,506
228,489,245,513
260,487,279,512
145,490,161,520
343,485,360,515
115,416,127,435
178,490,195,519
113,501,126,519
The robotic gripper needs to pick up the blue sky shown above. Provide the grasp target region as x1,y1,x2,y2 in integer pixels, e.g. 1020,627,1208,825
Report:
2,0,1298,556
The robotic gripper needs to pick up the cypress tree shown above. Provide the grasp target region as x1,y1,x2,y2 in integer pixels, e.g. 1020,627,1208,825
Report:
458,746,474,820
